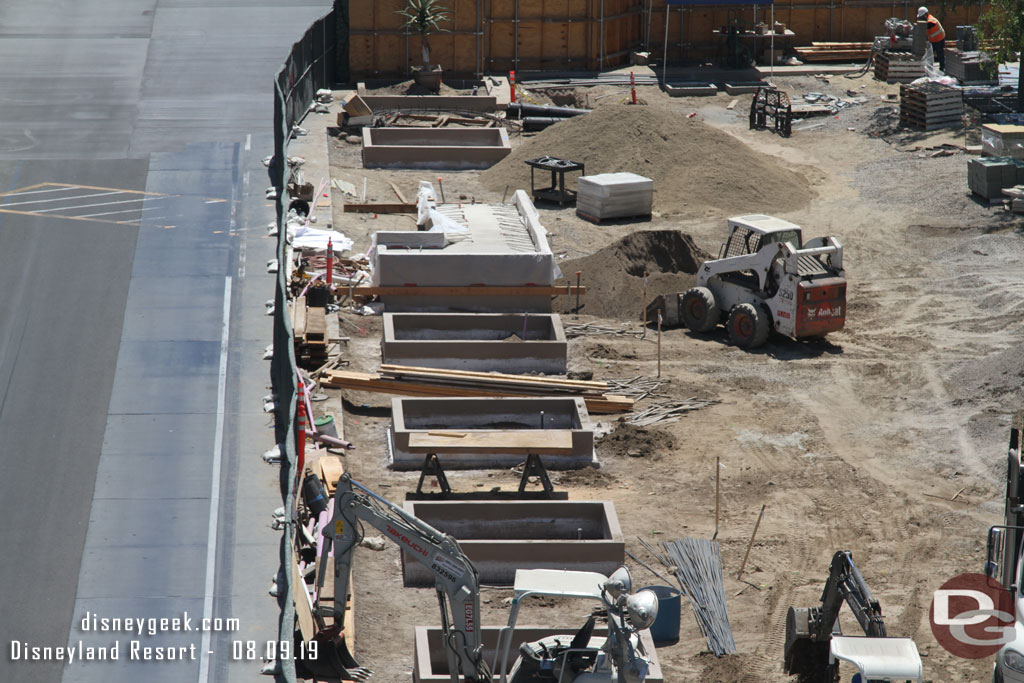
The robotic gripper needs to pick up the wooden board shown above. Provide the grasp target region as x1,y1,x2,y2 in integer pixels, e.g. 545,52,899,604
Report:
293,296,307,339
407,429,574,453
381,364,608,391
318,455,346,494
354,285,585,297
293,561,316,642
320,369,634,414
342,202,417,214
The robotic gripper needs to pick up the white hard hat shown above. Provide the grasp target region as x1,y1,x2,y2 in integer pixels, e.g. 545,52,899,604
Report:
917,6,928,18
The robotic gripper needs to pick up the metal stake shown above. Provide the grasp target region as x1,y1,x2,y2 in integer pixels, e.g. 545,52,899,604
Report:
737,504,766,581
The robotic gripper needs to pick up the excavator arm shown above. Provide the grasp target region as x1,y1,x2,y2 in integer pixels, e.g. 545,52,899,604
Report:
784,551,920,681
316,475,492,683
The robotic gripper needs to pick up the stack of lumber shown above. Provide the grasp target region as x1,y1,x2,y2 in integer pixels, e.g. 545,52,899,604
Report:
292,296,328,368
874,51,925,83
320,364,635,414
899,82,962,130
576,172,654,222
945,50,995,84
1002,185,1024,213
793,42,872,62
968,157,1024,200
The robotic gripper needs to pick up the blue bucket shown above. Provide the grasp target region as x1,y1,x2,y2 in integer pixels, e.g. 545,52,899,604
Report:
639,585,681,646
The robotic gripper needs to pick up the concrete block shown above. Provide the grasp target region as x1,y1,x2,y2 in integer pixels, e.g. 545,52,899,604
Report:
361,127,511,170
389,396,597,470
401,500,623,586
382,313,568,373
412,625,663,682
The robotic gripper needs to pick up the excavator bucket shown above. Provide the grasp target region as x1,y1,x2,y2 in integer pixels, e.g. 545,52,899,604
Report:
299,625,374,681
783,607,832,681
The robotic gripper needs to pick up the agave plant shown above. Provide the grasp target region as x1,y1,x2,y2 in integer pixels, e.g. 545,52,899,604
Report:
397,0,451,70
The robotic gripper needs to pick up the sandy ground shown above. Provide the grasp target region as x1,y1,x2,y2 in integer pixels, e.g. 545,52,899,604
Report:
314,73,1024,682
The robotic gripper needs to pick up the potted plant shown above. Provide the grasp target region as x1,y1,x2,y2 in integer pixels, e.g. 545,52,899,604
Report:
397,0,450,92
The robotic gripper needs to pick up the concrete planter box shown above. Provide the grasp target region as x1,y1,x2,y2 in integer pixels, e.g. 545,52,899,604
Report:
382,313,568,374
362,127,511,170
724,81,769,95
662,81,719,97
389,396,596,470
401,500,624,586
412,625,663,682
360,94,498,113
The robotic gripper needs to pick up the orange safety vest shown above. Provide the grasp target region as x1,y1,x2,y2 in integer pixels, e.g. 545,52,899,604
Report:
926,15,945,43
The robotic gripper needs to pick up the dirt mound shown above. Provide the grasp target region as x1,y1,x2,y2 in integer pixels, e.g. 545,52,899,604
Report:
483,105,814,216
596,422,677,459
554,230,708,319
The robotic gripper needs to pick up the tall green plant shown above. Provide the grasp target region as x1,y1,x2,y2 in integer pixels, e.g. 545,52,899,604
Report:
397,0,451,70
975,0,1024,111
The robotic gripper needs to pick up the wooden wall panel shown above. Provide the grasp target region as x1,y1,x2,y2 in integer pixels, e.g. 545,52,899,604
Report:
348,0,989,78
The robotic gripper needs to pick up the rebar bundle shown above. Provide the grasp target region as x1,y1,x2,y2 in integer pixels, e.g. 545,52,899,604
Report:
642,537,737,656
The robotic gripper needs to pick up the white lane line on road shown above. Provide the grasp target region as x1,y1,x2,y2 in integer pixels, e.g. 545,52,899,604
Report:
0,190,126,208
198,276,232,683
245,134,251,151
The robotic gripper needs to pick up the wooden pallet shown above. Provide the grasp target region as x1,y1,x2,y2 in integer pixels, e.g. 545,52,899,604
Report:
576,209,652,224
900,112,962,130
794,42,872,62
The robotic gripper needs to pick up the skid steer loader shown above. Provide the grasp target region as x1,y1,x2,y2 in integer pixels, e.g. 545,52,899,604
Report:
649,215,846,348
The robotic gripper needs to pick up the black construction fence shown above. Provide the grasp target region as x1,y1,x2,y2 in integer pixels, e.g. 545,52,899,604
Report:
270,7,338,683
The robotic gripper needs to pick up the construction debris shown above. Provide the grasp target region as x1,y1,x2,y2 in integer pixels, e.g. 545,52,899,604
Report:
622,398,721,426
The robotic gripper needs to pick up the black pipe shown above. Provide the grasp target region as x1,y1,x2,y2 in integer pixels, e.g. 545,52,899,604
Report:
507,102,592,119
522,116,565,131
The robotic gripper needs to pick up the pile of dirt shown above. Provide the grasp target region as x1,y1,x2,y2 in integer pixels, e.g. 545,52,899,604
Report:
554,230,708,319
482,105,814,216
596,422,677,459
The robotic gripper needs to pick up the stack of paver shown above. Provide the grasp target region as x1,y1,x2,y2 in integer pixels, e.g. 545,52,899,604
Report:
968,156,1024,199
576,172,654,222
875,51,926,83
899,82,963,130
945,50,995,84
981,123,1024,159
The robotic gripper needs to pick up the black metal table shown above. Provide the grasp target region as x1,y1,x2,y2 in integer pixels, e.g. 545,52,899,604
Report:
525,156,585,205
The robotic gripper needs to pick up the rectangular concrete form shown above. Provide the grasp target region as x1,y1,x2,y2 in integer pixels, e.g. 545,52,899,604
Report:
412,626,663,682
372,191,558,312
401,500,624,586
360,94,498,113
389,396,596,470
382,313,568,373
663,82,719,97
361,127,511,170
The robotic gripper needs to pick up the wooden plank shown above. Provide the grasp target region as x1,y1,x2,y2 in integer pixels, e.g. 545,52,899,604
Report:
354,285,585,297
293,561,316,642
320,369,634,413
305,305,327,342
380,364,608,390
342,202,417,214
293,296,308,340
318,455,346,494
389,181,409,204
407,429,575,453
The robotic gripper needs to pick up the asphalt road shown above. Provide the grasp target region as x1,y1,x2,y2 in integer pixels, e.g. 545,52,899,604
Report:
0,2,328,682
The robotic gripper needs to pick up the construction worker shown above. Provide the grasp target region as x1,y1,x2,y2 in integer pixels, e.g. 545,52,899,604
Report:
918,6,946,71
